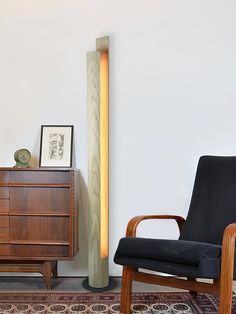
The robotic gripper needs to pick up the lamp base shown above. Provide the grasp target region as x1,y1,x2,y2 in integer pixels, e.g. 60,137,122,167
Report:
82,278,116,292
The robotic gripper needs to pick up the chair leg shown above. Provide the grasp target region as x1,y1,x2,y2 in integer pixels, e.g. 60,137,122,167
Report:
219,273,233,314
120,266,133,314
218,226,236,314
187,277,197,296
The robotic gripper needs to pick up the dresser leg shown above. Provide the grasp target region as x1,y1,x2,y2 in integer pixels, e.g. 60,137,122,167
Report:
52,261,58,279
39,261,52,289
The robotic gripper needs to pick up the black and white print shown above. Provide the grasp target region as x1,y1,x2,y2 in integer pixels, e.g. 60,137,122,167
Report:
39,125,73,167
49,133,65,160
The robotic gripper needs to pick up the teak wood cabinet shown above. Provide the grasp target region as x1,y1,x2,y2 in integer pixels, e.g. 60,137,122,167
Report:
0,168,79,288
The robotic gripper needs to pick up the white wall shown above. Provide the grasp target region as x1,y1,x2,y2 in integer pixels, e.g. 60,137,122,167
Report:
0,0,235,276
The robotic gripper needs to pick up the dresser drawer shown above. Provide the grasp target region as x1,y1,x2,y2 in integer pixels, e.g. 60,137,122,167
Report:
0,244,10,256
11,244,69,257
10,171,70,184
0,216,9,227
10,187,70,214
0,228,9,241
0,187,9,199
0,200,9,213
0,171,9,184
10,216,69,241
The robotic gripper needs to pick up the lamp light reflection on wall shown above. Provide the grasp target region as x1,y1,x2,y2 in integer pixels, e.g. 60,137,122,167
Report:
83,36,113,291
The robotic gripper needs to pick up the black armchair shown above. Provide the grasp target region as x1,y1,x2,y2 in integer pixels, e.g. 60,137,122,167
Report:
114,156,236,314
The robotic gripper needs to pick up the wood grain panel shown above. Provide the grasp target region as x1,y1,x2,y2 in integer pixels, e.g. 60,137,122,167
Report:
96,36,109,52
69,171,79,256
10,187,70,214
0,187,9,199
0,168,78,276
11,245,69,257
10,171,70,184
10,216,69,241
0,244,10,255
0,216,9,228
0,228,9,241
0,171,9,184
0,200,9,213
87,45,109,288
88,50,103,288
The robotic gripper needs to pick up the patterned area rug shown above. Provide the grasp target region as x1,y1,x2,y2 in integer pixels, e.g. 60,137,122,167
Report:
0,291,235,313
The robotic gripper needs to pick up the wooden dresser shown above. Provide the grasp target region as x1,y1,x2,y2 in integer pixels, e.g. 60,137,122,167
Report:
0,168,79,288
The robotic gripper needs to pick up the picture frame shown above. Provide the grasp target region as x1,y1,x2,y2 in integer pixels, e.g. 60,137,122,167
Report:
39,125,74,167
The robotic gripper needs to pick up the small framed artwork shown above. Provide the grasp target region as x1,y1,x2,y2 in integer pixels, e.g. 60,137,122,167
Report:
39,125,74,167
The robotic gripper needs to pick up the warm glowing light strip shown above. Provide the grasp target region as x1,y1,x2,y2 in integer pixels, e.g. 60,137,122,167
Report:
100,51,109,258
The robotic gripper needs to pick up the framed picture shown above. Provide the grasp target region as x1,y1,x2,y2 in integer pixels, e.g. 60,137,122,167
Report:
39,125,74,167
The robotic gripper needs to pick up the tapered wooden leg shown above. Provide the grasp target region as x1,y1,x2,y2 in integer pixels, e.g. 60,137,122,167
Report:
120,266,133,314
52,261,58,279
218,224,236,314
219,271,233,314
39,261,52,289
187,277,197,295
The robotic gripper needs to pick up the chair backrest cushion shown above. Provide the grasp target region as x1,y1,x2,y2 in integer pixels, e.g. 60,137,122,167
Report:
179,156,236,245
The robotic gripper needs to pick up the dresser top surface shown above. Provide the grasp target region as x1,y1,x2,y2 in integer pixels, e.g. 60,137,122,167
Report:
0,167,78,172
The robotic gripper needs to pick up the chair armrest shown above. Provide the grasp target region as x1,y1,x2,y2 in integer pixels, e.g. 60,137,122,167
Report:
126,215,186,237
220,223,236,292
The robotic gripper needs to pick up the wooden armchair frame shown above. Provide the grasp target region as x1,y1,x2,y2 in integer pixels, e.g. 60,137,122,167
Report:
120,215,236,314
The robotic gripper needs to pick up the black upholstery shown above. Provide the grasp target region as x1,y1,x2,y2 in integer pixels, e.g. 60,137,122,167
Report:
180,156,236,244
114,237,222,278
114,156,236,279
115,238,221,266
115,256,221,278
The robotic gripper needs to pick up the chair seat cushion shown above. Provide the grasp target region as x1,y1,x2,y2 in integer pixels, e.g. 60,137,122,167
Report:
114,256,222,278
114,238,221,266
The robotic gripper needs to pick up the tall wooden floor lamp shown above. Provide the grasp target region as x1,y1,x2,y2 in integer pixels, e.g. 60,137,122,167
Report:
82,36,114,291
